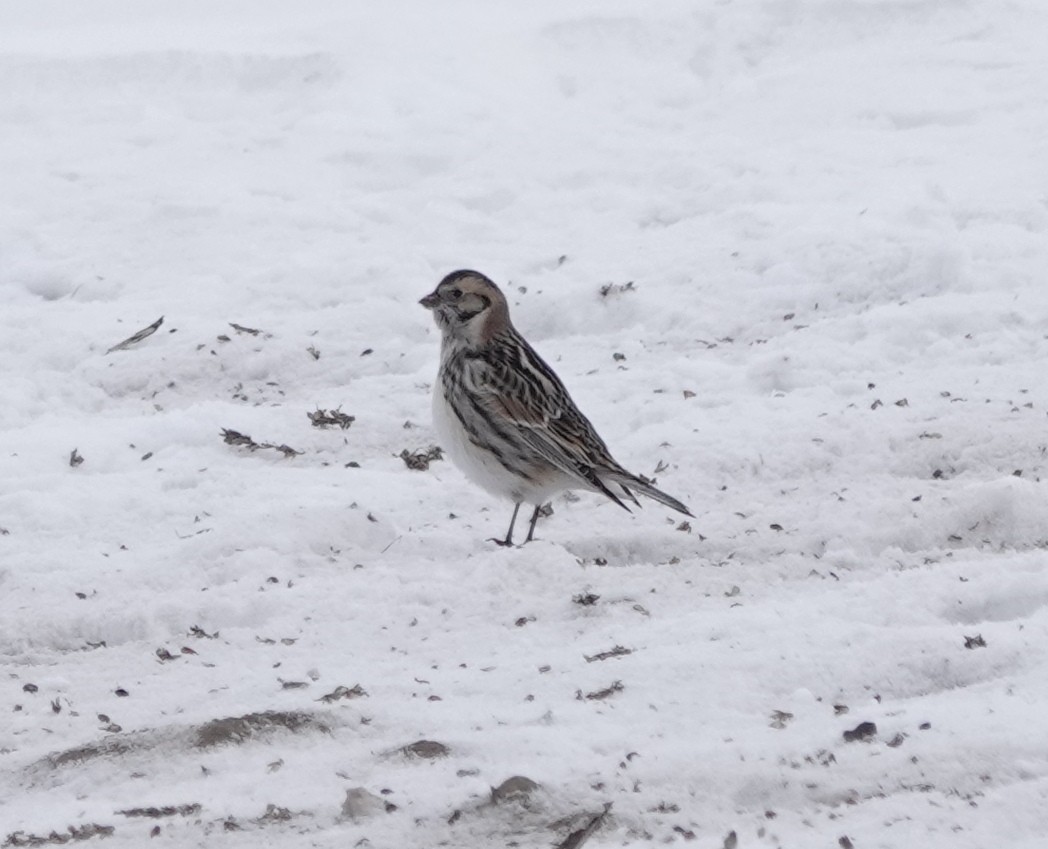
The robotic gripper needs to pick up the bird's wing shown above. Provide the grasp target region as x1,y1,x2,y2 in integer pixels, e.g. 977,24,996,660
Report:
466,338,636,509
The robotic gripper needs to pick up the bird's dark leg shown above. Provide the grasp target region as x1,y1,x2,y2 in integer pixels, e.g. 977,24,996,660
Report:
490,502,522,547
524,504,543,544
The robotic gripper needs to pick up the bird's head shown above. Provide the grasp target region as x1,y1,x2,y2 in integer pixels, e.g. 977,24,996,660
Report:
420,270,510,345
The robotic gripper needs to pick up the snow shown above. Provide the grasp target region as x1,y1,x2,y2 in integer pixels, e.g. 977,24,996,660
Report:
2,0,1048,845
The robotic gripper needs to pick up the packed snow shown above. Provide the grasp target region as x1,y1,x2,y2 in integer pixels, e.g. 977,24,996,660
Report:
2,1,1048,846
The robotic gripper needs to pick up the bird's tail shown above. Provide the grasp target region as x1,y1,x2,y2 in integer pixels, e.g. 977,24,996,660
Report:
605,470,693,517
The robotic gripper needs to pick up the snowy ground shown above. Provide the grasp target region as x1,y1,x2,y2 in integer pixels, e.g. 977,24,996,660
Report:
3,1,1048,846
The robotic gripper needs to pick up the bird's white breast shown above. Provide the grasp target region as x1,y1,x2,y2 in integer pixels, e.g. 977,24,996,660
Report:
431,381,525,502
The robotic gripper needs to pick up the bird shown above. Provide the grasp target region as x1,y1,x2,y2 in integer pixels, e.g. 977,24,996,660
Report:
419,269,693,546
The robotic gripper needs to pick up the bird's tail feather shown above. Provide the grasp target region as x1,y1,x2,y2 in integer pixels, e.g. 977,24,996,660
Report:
608,472,692,517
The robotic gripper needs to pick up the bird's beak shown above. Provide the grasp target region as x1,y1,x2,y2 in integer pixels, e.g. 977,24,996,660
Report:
419,291,440,309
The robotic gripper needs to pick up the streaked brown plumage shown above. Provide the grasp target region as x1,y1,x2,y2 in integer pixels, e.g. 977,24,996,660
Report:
420,270,692,544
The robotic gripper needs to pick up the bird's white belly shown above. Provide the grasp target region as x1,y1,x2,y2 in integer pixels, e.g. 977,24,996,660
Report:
431,383,576,505
432,385,524,501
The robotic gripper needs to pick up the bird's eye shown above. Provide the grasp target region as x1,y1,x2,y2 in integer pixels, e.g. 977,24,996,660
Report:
449,288,463,300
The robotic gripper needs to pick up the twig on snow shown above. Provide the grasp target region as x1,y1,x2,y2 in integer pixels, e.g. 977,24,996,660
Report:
107,316,164,354
555,803,613,849
399,446,443,470
221,429,302,458
584,646,632,663
577,681,624,701
308,408,355,429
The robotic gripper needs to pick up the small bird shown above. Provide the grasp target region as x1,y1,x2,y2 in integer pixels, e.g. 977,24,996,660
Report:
420,269,693,545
